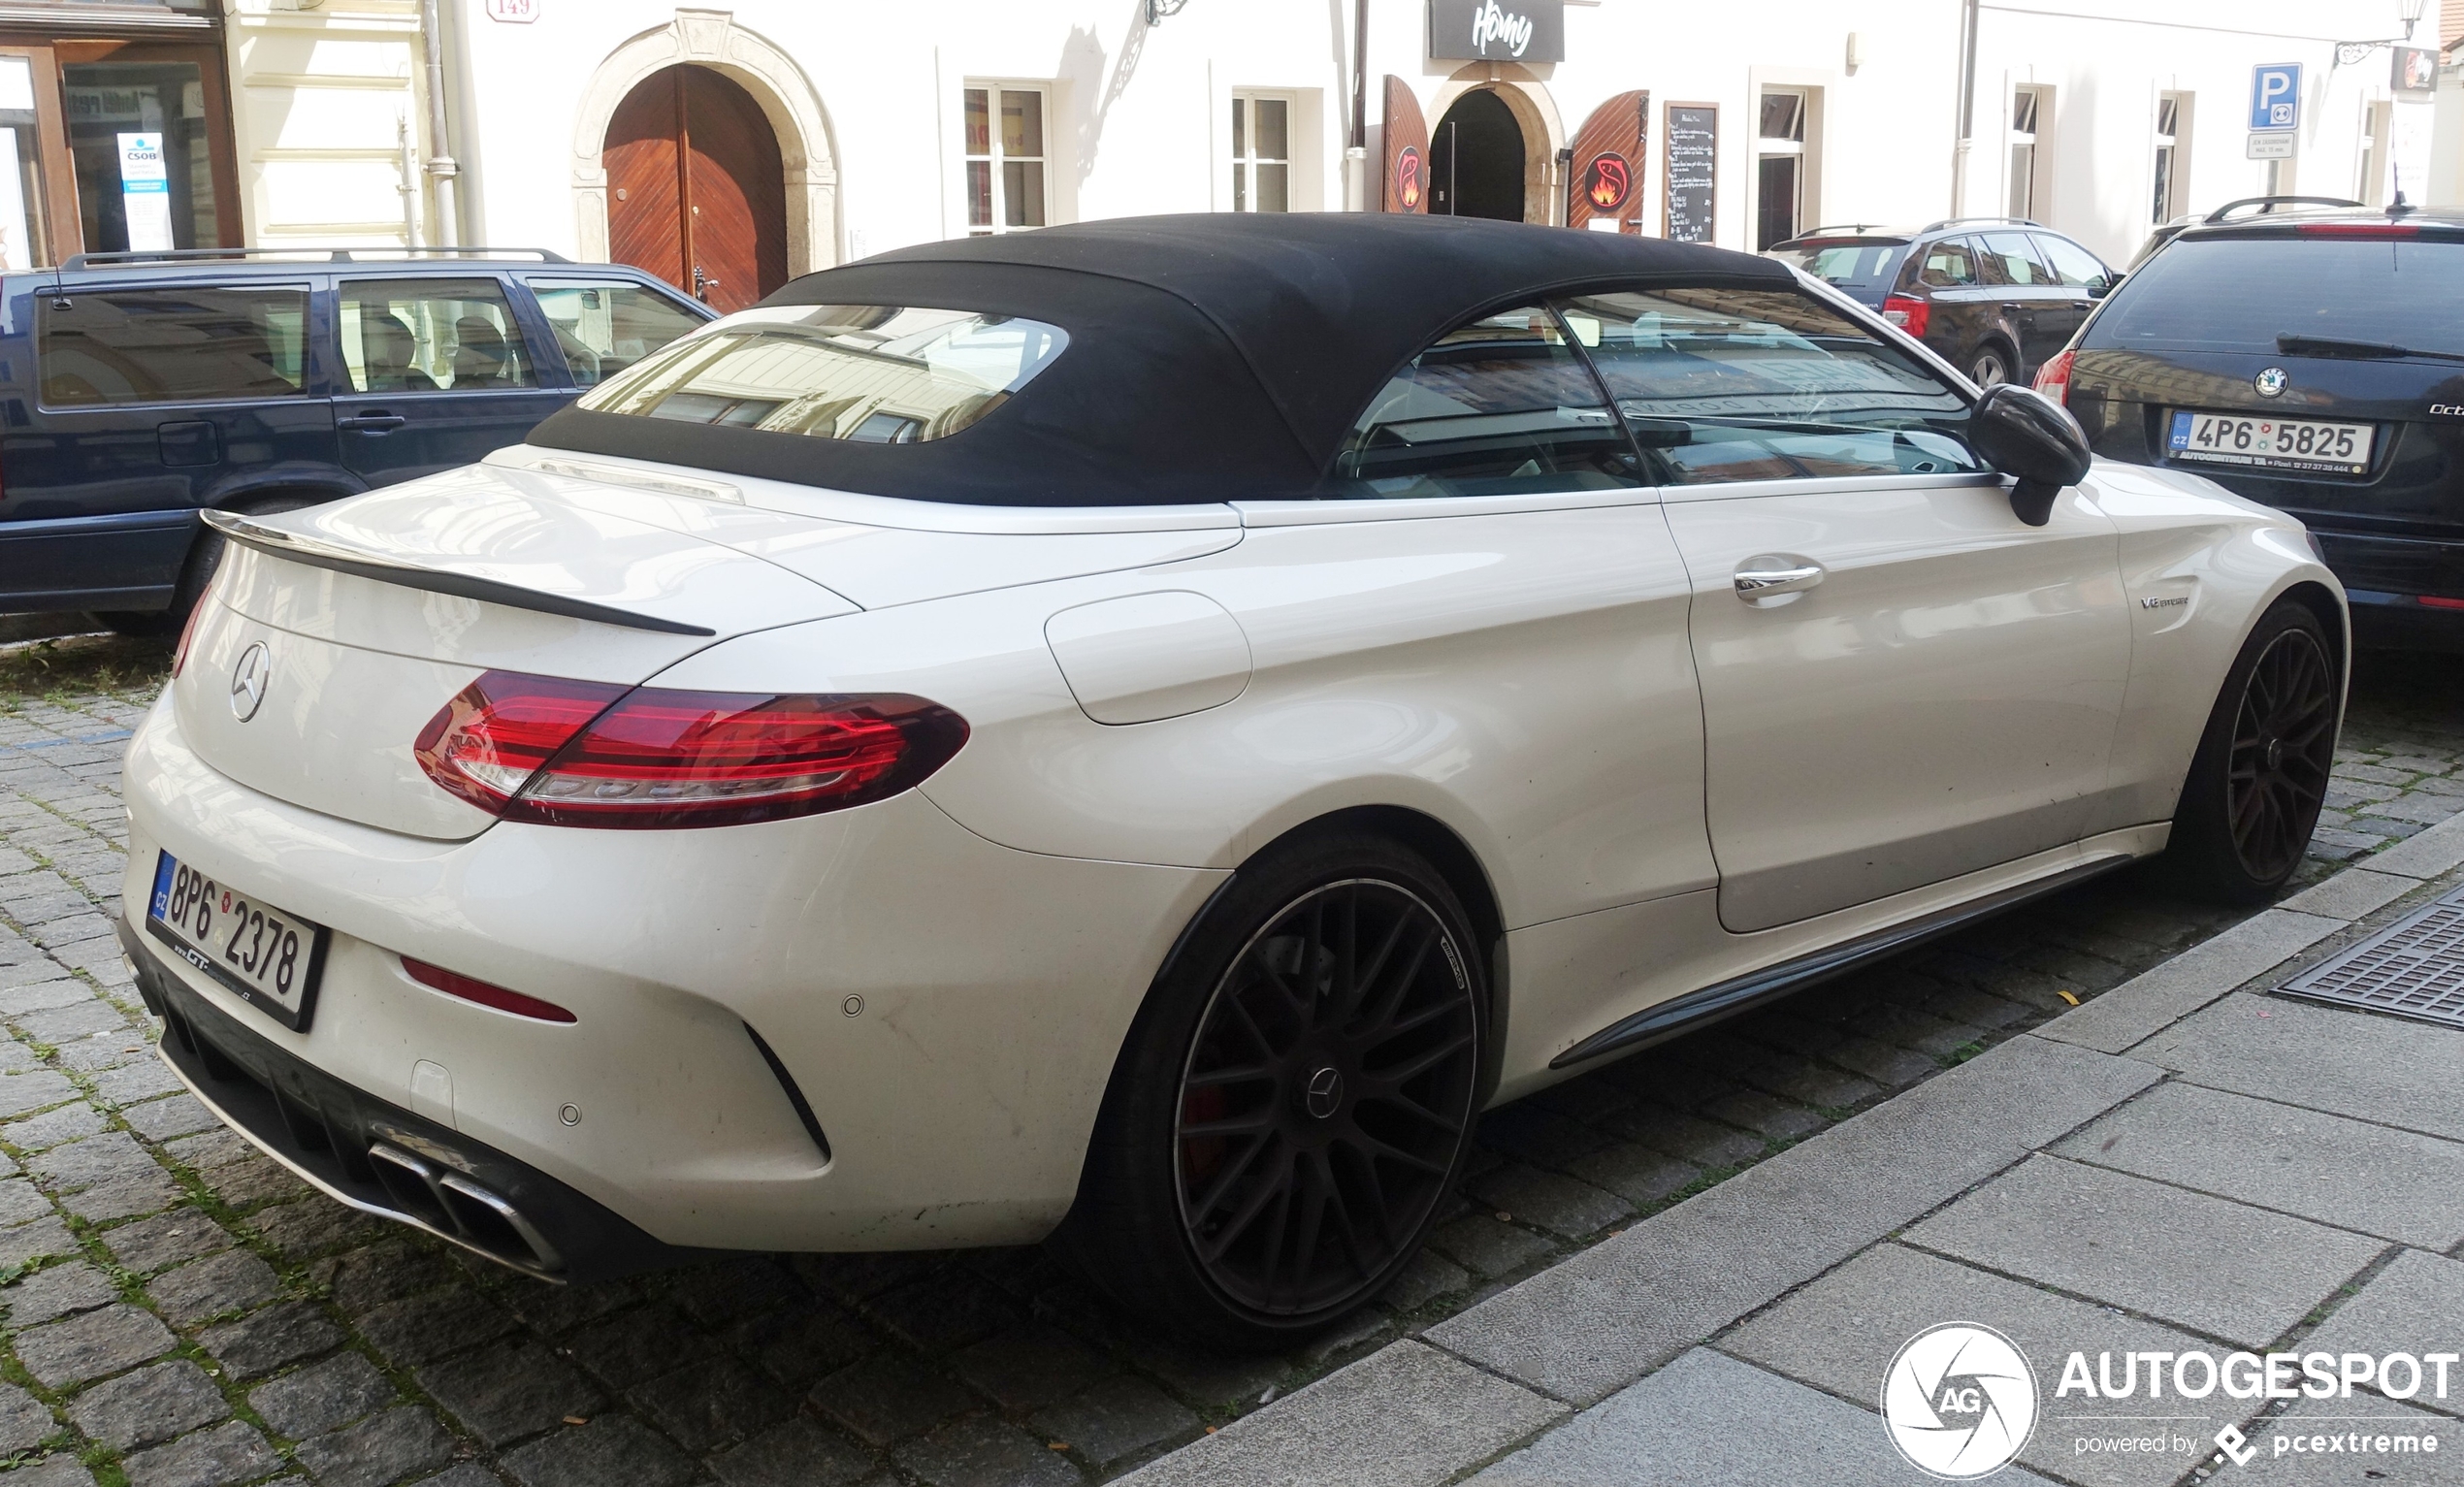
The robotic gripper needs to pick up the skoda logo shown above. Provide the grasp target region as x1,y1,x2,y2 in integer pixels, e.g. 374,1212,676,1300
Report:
1881,1323,2037,1478
1304,1066,1345,1119
2254,367,2289,398
229,642,271,723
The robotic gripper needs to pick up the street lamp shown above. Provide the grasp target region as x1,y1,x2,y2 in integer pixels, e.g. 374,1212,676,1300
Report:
2337,0,2429,64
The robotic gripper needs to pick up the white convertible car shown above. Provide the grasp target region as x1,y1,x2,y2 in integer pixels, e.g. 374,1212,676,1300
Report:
117,214,2342,1344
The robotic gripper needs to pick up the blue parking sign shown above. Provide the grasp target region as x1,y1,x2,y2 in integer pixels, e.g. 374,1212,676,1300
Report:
2251,63,2301,130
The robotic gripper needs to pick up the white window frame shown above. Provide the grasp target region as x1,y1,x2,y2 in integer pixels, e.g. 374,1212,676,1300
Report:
2359,98,2392,206
963,81,1052,236
2152,92,2190,224
2008,84,2049,221
1230,91,1295,213
1755,87,1808,250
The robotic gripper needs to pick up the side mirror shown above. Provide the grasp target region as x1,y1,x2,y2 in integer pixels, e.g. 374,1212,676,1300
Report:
2087,277,2112,299
1969,383,2091,527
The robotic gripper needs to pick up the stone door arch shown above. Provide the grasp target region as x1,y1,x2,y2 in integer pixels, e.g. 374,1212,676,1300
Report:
572,9,837,278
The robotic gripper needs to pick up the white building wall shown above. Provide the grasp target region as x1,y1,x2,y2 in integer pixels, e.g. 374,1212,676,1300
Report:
232,1,2432,274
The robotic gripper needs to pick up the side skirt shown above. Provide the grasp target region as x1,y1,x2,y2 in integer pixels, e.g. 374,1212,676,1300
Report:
1547,854,2133,1071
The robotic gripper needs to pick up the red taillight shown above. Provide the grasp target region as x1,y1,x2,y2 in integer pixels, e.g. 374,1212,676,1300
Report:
2032,348,2076,406
413,668,969,829
402,957,576,1023
2421,595,2464,610
1881,294,1930,339
2297,222,2420,238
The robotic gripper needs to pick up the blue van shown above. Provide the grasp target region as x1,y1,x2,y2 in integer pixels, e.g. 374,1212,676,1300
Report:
0,248,712,631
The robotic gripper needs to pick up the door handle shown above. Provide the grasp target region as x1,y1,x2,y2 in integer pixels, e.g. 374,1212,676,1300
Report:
338,413,405,433
2001,301,2022,310
1734,555,1826,601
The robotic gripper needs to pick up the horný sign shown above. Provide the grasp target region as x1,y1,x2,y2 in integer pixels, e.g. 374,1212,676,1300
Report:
1428,0,1566,63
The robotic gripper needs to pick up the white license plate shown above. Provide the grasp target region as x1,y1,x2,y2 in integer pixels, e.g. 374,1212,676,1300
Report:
145,851,328,1031
2168,410,2374,475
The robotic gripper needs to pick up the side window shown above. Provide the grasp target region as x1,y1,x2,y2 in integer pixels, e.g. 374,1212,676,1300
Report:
1913,238,1979,288
337,277,537,395
1977,233,2051,286
529,279,705,388
1328,306,1639,499
40,286,309,405
2034,235,2111,291
1557,287,1983,485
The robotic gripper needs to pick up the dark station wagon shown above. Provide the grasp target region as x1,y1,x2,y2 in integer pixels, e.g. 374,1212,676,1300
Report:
2038,205,2464,647
0,248,711,630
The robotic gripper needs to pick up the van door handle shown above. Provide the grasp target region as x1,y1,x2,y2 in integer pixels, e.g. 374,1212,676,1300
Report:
338,413,405,433
1734,555,1826,601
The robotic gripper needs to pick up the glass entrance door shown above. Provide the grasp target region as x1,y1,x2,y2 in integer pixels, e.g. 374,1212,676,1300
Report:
56,41,236,254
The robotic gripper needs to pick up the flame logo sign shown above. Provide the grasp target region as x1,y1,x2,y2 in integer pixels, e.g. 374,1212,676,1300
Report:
1396,146,1424,210
1584,153,1632,212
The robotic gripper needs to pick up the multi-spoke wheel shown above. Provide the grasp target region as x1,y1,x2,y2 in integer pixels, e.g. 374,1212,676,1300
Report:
1177,879,1478,1318
2169,599,2341,902
1062,833,1485,1346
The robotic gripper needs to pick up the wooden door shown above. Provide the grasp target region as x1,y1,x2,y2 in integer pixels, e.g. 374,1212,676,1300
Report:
603,66,786,313
1569,90,1646,234
1380,76,1427,213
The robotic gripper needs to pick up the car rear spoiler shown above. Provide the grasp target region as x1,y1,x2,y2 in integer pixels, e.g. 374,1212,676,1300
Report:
200,509,716,637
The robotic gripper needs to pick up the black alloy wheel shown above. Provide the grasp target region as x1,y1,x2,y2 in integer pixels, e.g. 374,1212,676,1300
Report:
2221,624,2338,882
2168,598,2340,902
1175,878,1479,1318
1060,831,1487,1346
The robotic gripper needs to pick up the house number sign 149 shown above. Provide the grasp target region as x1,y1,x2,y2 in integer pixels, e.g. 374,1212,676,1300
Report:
486,0,540,22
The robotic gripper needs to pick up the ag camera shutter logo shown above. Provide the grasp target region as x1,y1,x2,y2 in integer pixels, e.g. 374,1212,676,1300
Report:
1882,1323,2040,1478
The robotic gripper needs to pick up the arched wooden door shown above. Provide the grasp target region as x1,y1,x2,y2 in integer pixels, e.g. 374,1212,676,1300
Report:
603,65,787,313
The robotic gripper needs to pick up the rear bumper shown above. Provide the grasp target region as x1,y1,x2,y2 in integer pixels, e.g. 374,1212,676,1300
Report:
121,915,698,1282
0,508,195,613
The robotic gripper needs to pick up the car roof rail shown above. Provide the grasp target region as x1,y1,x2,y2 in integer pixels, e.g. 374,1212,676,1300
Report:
2198,196,2362,224
1918,215,2046,232
1788,223,1902,238
58,245,575,271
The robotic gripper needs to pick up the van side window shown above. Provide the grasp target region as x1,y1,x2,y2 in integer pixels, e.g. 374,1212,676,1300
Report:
1557,286,1981,484
39,287,309,405
529,279,705,387
338,278,537,394
1327,305,1640,499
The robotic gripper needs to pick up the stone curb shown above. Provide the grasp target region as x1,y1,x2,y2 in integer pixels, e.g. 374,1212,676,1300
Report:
1122,837,2464,1487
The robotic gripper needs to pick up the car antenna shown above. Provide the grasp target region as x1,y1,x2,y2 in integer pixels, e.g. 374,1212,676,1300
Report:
2390,168,2415,216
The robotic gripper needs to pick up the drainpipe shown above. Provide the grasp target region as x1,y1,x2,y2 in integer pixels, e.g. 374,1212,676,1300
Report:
420,0,460,247
1951,0,1980,217
1347,0,1370,210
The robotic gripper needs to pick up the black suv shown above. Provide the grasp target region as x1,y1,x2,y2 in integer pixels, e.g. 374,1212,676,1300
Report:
0,247,711,630
1768,217,2117,387
2039,206,2464,647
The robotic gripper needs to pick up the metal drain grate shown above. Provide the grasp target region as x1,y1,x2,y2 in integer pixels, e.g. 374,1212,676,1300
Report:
2281,882,2464,1026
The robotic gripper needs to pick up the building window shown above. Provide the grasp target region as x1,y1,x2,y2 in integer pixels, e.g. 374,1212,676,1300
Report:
1755,88,1807,251
2008,86,2047,220
2151,93,2189,224
2359,99,2392,205
1231,94,1290,212
965,85,1048,235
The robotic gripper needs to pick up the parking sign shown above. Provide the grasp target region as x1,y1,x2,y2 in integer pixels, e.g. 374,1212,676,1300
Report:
2250,63,2301,130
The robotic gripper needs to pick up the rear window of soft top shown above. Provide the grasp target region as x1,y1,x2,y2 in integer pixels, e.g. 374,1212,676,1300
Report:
575,304,1069,444
2085,234,2464,356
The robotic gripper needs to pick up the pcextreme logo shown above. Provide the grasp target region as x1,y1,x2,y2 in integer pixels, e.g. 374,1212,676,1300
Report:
1882,1323,2038,1477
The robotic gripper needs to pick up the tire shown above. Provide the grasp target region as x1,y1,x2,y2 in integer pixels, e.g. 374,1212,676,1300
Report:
1969,344,2012,388
1060,830,1488,1348
2166,598,2341,903
96,494,324,639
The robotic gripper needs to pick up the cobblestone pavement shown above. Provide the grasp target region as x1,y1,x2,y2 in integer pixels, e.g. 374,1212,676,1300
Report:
0,636,2455,1487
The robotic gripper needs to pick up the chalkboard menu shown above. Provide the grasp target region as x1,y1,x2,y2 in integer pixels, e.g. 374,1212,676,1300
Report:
1665,103,1717,243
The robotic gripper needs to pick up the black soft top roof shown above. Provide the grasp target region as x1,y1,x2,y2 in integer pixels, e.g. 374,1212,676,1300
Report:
529,212,1793,506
